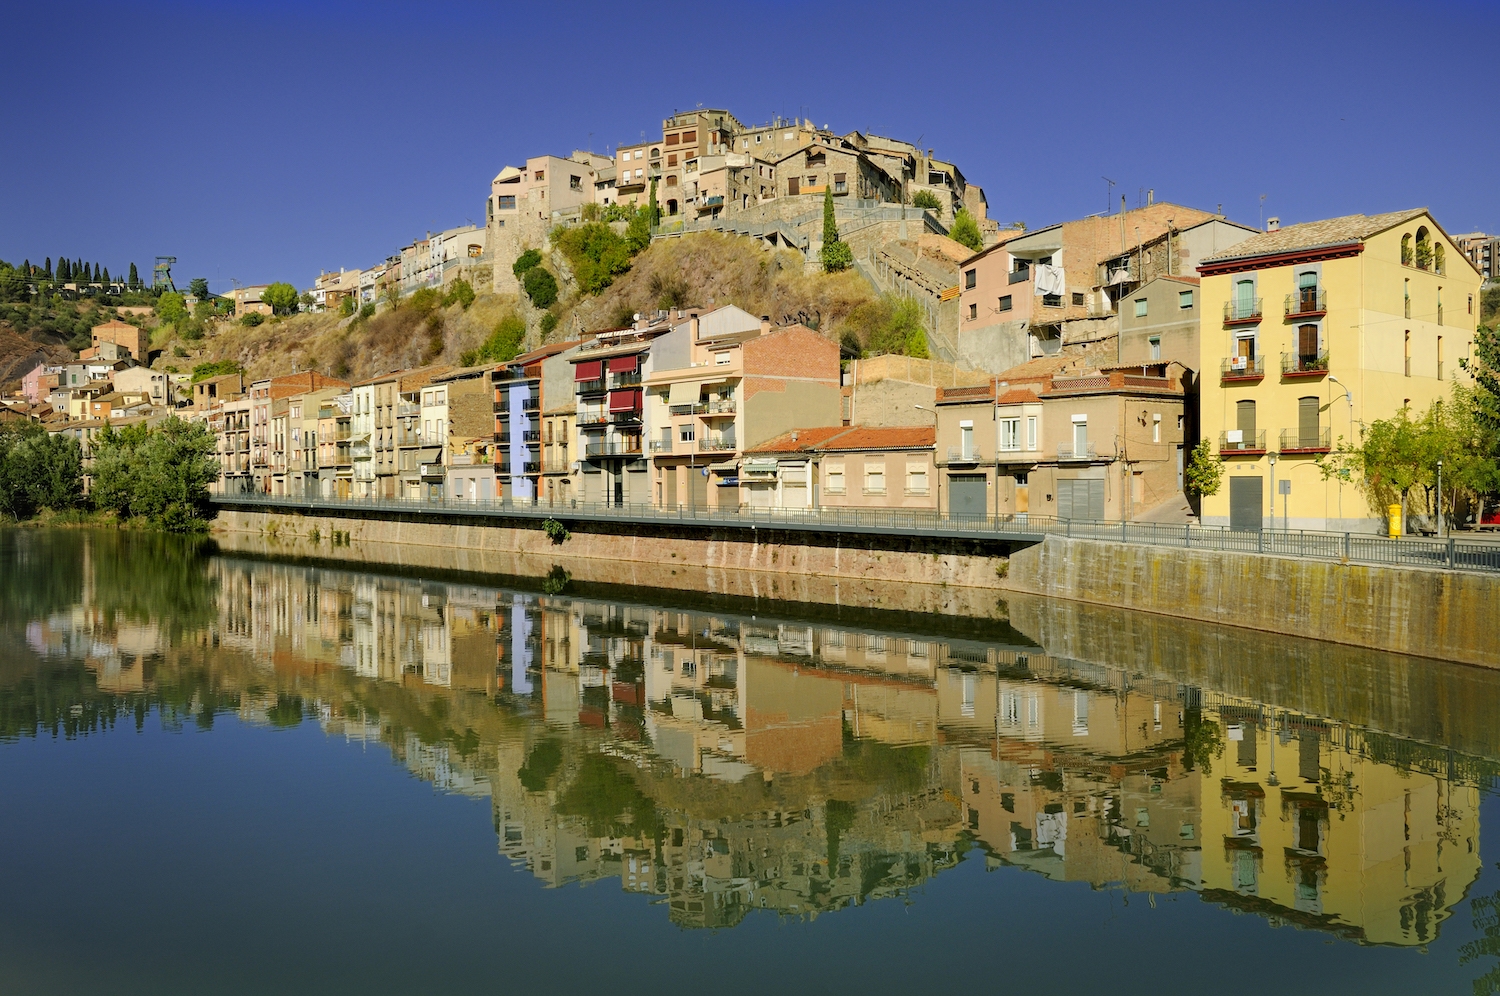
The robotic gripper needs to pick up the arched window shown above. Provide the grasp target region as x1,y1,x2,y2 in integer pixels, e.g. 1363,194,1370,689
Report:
1415,226,1432,270
1434,243,1445,275
650,147,660,157
1401,233,1413,266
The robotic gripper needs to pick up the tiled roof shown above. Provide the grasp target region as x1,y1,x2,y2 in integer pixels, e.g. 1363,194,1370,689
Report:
995,388,1040,405
994,353,1085,383
1200,209,1426,264
744,426,848,454
816,426,934,451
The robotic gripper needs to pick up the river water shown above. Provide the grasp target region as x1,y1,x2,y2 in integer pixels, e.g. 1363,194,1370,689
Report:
1,529,1497,995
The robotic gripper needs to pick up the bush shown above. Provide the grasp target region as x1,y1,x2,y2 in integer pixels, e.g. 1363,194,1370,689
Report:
443,279,475,310
157,291,188,326
539,312,558,337
512,249,543,279
178,316,205,341
191,359,243,382
338,295,355,317
468,314,527,365
551,222,631,294
911,190,941,210
90,418,219,530
542,518,570,544
523,267,558,309
358,301,375,320
1183,440,1222,499
240,311,265,327
820,240,853,273
841,295,929,358
949,208,983,253
625,210,652,254
407,286,442,314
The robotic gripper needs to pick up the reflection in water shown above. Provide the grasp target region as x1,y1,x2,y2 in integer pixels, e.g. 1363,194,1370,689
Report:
1,530,1496,948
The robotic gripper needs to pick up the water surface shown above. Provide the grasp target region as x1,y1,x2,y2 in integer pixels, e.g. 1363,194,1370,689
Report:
1,529,1497,995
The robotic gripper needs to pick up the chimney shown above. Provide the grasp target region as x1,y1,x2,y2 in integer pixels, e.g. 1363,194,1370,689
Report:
1267,217,1280,232
760,315,771,334
1147,189,1154,206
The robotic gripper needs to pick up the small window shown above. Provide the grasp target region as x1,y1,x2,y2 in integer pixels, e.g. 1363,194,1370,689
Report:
714,352,731,366
864,463,886,494
534,170,544,181
833,172,847,194
1000,418,1020,450
497,195,515,210
1153,413,1161,443
666,154,677,167
679,425,695,442
1072,292,1085,306
665,134,678,146
569,175,581,190
634,150,643,160
827,464,845,492
682,131,696,143
964,268,977,290
968,303,978,320
998,295,1013,312
1026,416,1037,450
1134,298,1148,318
1042,294,1062,307
1149,336,1161,360
1179,290,1193,309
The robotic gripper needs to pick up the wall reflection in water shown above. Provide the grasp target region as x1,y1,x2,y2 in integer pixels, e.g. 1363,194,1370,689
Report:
1,530,1492,945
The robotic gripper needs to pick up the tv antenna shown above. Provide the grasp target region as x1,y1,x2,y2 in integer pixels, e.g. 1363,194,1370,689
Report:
1103,177,1117,215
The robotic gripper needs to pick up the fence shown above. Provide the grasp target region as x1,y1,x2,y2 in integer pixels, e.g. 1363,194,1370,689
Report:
211,492,1500,575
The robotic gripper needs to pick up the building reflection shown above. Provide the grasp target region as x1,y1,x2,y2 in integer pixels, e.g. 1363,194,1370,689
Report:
0,533,1491,944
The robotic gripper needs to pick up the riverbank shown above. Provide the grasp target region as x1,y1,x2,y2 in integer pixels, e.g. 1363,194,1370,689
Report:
211,506,1500,669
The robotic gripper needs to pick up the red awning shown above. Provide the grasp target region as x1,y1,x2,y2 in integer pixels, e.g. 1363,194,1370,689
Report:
607,355,639,374
608,388,641,412
574,360,602,381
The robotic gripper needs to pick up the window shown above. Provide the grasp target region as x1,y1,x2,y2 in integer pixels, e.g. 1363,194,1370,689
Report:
827,463,845,493
969,303,978,320
534,170,544,181
864,462,886,494
1042,294,1062,307
1071,416,1088,456
634,168,643,179
1401,233,1413,266
497,195,515,210
906,464,929,495
682,131,696,143
1438,335,1444,379
1404,279,1411,318
634,150,643,159
1000,418,1020,450
998,295,1013,312
1072,292,1085,306
1134,298,1148,318
569,175,582,190
679,424,695,442
666,154,677,167
665,133,678,146
964,268,977,290
960,422,974,458
787,177,800,196
1026,415,1037,450
1179,289,1194,309
1149,336,1161,360
665,175,677,187
714,351,731,366
833,172,847,193
1153,413,1161,443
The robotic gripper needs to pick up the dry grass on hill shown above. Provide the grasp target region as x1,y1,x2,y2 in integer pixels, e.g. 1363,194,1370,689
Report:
557,232,875,336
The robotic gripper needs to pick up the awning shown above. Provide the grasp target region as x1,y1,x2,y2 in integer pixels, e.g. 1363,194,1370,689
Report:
742,458,779,473
607,355,638,374
608,388,641,413
574,360,602,381
415,446,442,463
667,381,700,406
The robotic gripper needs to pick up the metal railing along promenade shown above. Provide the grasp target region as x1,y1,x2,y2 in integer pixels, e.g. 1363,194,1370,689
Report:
211,492,1500,575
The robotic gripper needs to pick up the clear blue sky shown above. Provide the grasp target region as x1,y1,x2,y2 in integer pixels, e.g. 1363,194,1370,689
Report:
2,0,1497,294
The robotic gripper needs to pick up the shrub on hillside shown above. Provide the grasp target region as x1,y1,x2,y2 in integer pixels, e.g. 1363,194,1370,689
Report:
262,282,299,315
523,267,558,309
949,208,983,252
358,301,376,320
512,249,543,279
911,190,941,210
841,294,929,358
407,286,442,314
240,311,265,327
463,314,527,366
539,312,558,337
443,279,475,310
551,222,632,295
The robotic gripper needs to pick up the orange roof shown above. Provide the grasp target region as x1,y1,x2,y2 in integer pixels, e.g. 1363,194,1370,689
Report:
817,425,934,452
745,426,848,454
936,382,995,403
995,388,1040,405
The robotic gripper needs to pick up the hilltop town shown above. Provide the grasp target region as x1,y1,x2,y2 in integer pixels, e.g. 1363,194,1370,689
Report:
4,104,1499,534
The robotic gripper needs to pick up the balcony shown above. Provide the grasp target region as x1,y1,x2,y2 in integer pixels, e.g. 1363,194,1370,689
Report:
578,413,609,428
543,460,572,474
1281,351,1329,378
522,461,541,474
1219,430,1267,455
397,402,420,417
947,447,983,465
585,441,643,458
1221,356,1265,381
522,396,541,412
1223,298,1263,325
1057,442,1098,461
700,435,737,451
1008,267,1031,285
703,399,736,416
610,409,642,424
610,372,642,388
649,439,673,453
522,429,542,444
1284,290,1327,318
1279,427,1332,454
351,441,372,460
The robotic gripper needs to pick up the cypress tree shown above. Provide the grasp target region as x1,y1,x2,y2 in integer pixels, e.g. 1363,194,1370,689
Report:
23,259,31,277
819,186,852,273
102,266,110,286
59,258,70,281
93,263,100,283
44,257,52,278
128,262,139,288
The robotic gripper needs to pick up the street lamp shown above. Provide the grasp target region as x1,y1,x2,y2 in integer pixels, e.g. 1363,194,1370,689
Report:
1437,458,1444,538
1268,453,1277,532
913,404,941,513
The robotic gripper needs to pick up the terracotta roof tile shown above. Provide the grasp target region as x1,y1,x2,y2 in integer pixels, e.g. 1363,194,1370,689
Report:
744,426,848,454
1200,209,1426,265
995,388,1040,405
815,426,934,451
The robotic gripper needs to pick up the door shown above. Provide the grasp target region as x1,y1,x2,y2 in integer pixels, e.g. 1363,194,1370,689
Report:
663,466,677,507
949,474,987,517
689,466,709,508
1056,479,1105,520
1298,324,1319,368
1236,399,1257,450
1299,396,1320,448
787,176,800,196
1015,481,1030,513
1230,476,1263,532
748,484,773,509
612,462,624,505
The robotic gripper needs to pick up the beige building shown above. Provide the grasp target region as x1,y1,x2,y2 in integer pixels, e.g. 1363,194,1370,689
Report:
739,425,937,511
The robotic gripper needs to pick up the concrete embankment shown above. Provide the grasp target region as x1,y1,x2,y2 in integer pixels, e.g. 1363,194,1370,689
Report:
212,507,1500,669
1004,535,1500,670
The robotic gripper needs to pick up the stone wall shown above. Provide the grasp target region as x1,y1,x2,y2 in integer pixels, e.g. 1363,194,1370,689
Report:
1005,535,1500,669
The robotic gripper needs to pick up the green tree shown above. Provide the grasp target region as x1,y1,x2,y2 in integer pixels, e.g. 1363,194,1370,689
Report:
465,314,528,365
512,249,543,279
551,222,631,294
262,282,299,315
191,360,243,382
911,189,941,210
522,267,558,309
358,301,375,320
443,278,475,309
625,207,652,254
188,277,209,299
157,291,188,326
338,294,356,317
128,262,139,289
91,418,220,530
847,295,929,357
539,312,558,337
648,178,661,225
0,423,83,520
1183,439,1223,499
240,311,265,327
820,186,853,273
1461,323,1500,439
949,208,984,253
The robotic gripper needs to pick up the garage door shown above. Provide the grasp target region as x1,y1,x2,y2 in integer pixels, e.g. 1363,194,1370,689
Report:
1056,479,1105,521
1230,476,1263,532
747,484,773,509
689,467,709,507
949,474,987,517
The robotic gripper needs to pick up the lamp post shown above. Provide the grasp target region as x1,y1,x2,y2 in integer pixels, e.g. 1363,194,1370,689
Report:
913,404,941,514
1268,453,1277,532
1437,458,1444,538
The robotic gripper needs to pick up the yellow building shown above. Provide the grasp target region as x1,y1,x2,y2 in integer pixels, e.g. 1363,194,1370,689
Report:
1198,210,1482,531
